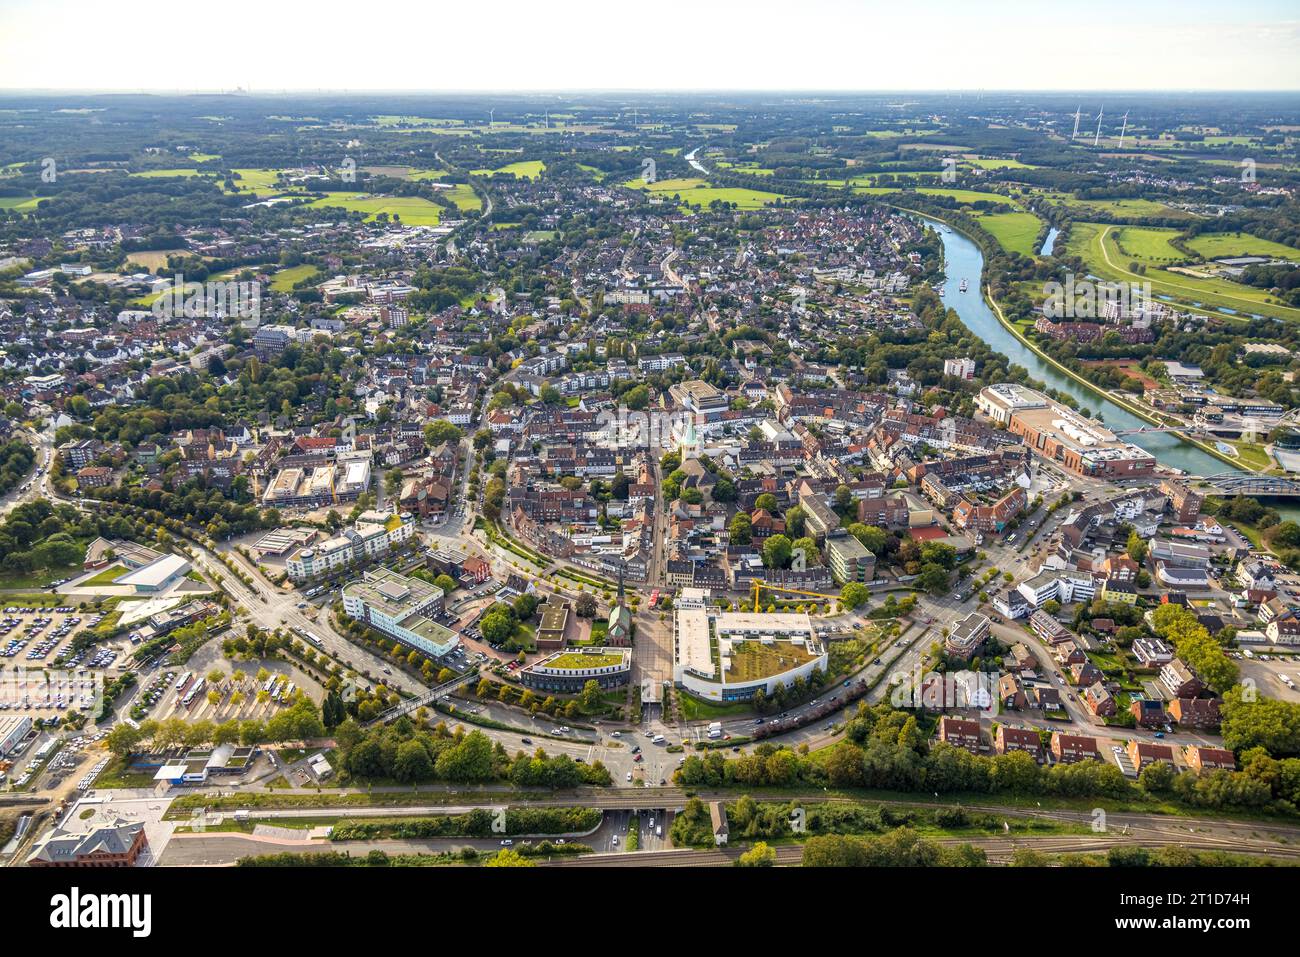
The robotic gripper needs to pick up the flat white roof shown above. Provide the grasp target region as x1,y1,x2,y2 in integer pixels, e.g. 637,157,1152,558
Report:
675,608,715,678
115,553,189,588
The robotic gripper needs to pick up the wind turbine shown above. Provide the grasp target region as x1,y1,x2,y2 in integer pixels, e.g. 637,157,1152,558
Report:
1117,110,1129,149
488,108,494,128
1093,108,1104,147
1070,105,1082,141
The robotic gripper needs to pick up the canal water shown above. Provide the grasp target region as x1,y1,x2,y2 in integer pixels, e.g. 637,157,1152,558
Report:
1039,226,1059,256
925,217,1237,478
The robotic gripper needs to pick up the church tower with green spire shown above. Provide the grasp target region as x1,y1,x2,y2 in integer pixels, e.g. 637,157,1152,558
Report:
606,561,633,646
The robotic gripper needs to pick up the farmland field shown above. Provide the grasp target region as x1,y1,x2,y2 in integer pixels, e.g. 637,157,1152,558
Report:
852,186,1020,206
964,156,1037,169
226,168,299,196
1109,226,1185,265
305,193,443,224
624,176,706,192
1047,196,1192,219
976,210,1043,257
1183,231,1300,261
471,160,545,179
130,168,207,179
443,183,482,212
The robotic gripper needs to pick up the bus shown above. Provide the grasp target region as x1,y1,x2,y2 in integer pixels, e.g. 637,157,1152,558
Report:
181,679,205,708
304,632,324,648
174,671,193,692
648,589,660,609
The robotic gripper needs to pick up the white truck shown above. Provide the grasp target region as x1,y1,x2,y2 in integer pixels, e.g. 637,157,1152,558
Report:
706,721,723,740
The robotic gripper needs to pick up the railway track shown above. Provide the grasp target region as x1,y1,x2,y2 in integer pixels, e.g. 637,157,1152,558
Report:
544,832,1300,867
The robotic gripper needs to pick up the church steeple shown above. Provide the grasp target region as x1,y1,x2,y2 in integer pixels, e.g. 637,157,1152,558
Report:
617,561,626,605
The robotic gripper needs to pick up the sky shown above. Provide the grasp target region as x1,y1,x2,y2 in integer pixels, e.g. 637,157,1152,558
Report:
1,0,1298,92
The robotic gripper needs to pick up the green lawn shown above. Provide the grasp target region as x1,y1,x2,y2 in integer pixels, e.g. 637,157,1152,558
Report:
677,693,755,722
546,652,624,670
83,564,127,586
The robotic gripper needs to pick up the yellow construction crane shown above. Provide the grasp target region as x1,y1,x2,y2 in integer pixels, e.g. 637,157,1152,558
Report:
750,579,840,612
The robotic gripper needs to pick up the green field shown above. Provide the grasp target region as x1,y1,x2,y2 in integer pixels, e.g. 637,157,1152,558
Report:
677,186,784,209
624,176,707,192
976,210,1043,257
0,196,42,211
965,157,1038,170
443,183,482,212
226,168,297,197
1068,222,1300,323
306,193,443,225
1109,226,1186,265
851,186,1019,206
625,176,785,209
471,160,545,179
130,168,208,179
716,162,776,176
269,264,320,292
1046,195,1192,219
1183,231,1300,261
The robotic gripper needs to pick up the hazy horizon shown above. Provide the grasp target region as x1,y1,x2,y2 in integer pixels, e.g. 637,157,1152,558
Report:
2,0,1298,93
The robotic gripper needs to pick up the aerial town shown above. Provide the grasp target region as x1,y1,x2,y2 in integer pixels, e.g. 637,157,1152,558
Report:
0,11,1298,915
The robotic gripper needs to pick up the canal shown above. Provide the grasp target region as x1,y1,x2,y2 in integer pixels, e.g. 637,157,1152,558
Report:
925,217,1237,478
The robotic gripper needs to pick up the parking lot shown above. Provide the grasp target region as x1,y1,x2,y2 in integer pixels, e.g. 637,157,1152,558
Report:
0,605,110,669
3,727,113,791
1236,653,1300,703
